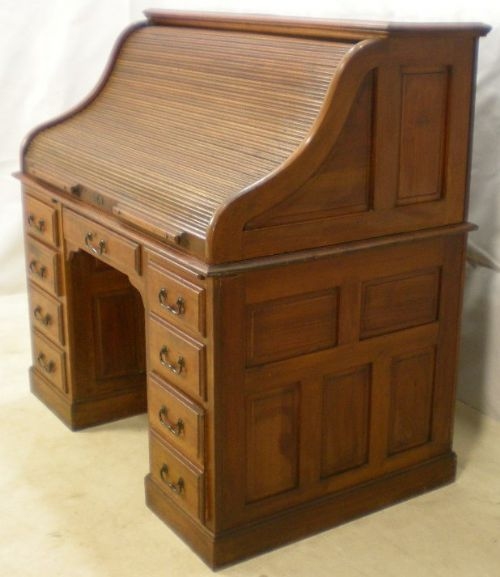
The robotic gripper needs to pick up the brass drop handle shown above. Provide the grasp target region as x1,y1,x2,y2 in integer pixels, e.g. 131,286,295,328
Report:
158,288,185,316
37,352,55,374
160,464,185,494
84,232,106,256
34,306,52,326
159,346,185,375
27,214,45,233
29,260,47,279
158,405,184,437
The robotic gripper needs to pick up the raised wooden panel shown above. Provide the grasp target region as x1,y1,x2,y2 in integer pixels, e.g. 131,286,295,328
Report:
246,289,338,366
69,251,146,400
360,268,440,339
248,73,374,227
398,68,449,204
388,348,436,455
93,289,145,379
320,365,371,478
245,384,300,502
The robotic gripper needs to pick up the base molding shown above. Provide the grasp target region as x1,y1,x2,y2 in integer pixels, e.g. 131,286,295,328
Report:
146,452,456,568
30,368,146,429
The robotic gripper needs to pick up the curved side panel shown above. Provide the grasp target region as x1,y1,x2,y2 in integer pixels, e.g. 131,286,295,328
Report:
206,38,384,263
21,21,149,171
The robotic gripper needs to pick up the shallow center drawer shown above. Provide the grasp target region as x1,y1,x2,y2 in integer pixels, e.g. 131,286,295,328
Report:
63,209,141,274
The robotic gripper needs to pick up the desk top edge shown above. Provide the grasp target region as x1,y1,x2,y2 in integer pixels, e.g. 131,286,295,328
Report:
144,9,491,40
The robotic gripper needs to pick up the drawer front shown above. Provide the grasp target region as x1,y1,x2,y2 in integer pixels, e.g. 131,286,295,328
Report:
29,284,64,345
149,316,206,400
63,209,141,274
148,373,205,465
26,239,60,296
32,332,66,392
147,261,205,336
24,194,58,247
150,432,204,521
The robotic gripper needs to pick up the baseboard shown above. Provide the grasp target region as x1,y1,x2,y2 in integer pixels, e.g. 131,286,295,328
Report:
30,367,146,429
145,451,456,568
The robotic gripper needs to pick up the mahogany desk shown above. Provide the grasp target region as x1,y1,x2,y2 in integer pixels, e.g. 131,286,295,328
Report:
18,11,489,567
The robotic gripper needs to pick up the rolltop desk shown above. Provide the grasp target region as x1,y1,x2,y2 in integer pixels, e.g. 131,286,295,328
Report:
18,11,489,567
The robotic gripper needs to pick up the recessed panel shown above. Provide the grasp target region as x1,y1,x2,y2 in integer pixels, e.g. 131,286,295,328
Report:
245,384,300,503
321,365,371,478
246,289,339,366
398,68,449,203
360,268,440,339
388,348,436,455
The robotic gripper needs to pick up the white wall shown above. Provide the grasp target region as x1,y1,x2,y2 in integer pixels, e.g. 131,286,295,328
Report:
1,0,499,418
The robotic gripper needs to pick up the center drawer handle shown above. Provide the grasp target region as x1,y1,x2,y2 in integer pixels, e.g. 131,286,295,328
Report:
37,352,55,374
34,306,52,326
159,346,185,375
84,232,106,256
29,260,47,279
158,288,185,316
160,464,185,494
158,405,184,436
27,214,46,233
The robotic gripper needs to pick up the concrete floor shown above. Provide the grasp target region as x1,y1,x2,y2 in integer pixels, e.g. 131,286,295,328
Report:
1,292,499,577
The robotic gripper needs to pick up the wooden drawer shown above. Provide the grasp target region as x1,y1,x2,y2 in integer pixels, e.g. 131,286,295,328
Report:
149,315,206,400
150,432,204,522
148,373,205,466
147,259,205,336
26,238,60,296
29,284,64,345
32,331,66,393
63,209,141,274
24,193,58,247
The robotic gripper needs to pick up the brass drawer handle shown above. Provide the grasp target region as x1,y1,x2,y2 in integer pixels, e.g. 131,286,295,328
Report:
84,232,106,256
34,306,52,326
37,352,55,374
160,464,185,494
158,288,185,316
27,214,46,233
29,260,47,279
159,346,185,375
158,405,184,437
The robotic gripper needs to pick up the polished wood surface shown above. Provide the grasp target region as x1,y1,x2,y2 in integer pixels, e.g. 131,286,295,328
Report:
18,11,488,568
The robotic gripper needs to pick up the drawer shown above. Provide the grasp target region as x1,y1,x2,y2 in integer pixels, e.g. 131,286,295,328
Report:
149,315,206,400
147,260,206,336
24,193,58,247
32,331,67,393
149,432,204,522
148,373,205,465
26,238,60,296
63,209,141,274
29,284,64,345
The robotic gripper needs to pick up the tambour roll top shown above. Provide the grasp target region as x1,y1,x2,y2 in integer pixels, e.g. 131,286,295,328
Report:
22,11,489,265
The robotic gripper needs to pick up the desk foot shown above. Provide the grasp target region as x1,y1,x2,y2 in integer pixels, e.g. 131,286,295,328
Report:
30,367,146,430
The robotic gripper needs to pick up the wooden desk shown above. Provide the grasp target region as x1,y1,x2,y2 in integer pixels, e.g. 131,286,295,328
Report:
18,11,489,567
